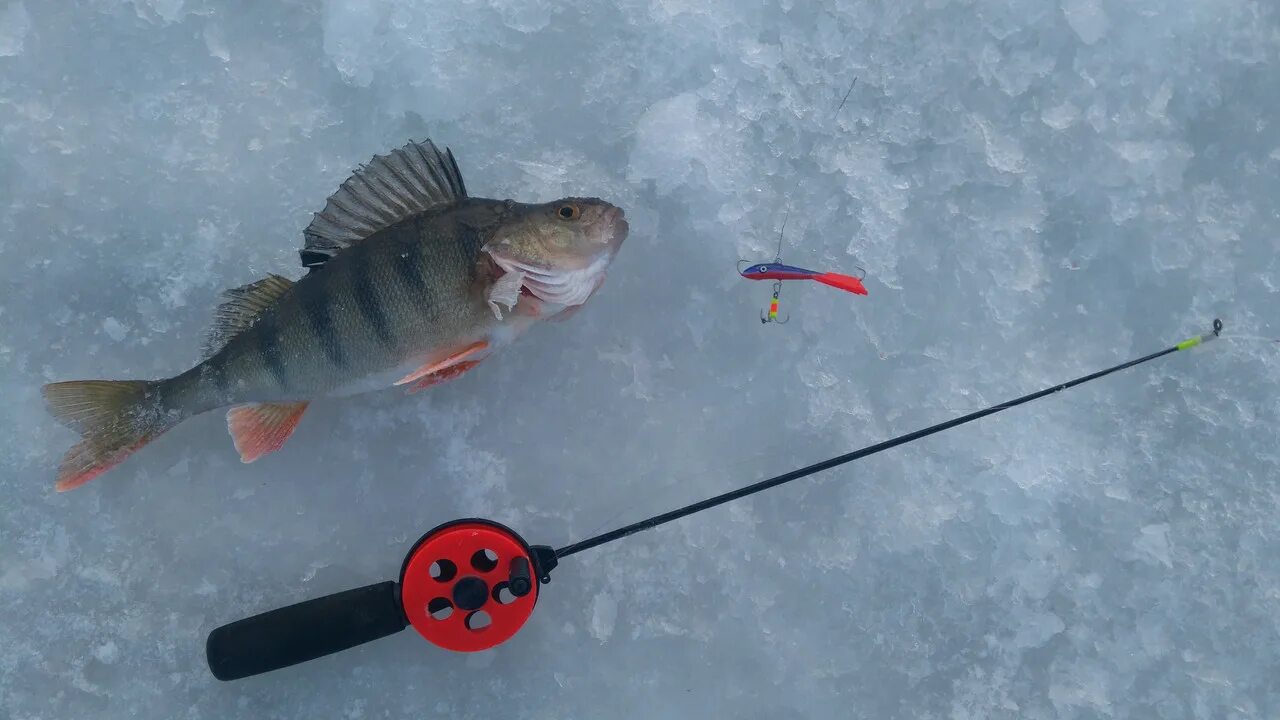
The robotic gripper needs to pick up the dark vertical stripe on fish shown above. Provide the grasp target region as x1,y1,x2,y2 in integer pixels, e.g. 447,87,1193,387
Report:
299,280,346,369
350,249,395,349
391,241,427,292
212,360,231,400
393,241,439,322
254,312,289,389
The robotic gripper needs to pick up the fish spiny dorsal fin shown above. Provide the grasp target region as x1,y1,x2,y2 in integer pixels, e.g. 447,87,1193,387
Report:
300,139,469,271
202,274,295,358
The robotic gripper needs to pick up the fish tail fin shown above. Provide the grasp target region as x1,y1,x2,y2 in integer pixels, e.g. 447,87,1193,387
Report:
813,272,868,296
42,379,181,492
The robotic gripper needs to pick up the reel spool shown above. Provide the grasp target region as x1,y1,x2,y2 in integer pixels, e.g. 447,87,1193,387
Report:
399,519,540,652
206,519,557,681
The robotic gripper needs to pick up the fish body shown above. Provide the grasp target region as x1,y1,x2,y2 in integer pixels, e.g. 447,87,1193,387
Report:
43,140,628,491
176,199,526,409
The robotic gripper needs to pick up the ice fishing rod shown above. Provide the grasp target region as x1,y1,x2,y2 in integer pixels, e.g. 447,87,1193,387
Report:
205,319,1222,681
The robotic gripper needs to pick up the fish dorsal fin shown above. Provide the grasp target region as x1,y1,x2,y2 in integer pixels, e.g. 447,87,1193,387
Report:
300,139,468,270
202,274,295,358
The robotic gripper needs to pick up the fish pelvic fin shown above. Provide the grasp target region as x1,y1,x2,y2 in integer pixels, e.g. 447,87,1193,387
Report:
42,379,180,492
395,341,489,387
226,401,309,463
408,360,482,394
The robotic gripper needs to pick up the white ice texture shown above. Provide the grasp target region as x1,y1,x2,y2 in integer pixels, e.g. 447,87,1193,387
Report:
2,0,1278,718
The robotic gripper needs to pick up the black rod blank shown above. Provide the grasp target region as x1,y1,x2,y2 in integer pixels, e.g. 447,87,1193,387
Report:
556,320,1221,559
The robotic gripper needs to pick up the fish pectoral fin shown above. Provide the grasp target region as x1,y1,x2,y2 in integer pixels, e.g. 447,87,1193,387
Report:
407,360,482,394
226,401,310,463
394,341,489,387
486,271,525,320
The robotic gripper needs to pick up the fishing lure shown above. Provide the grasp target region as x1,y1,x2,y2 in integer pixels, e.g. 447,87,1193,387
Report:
737,214,868,324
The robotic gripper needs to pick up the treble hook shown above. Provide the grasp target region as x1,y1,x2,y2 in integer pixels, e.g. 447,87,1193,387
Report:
760,281,790,324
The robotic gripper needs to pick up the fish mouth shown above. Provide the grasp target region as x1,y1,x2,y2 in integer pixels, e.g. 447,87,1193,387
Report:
602,206,628,249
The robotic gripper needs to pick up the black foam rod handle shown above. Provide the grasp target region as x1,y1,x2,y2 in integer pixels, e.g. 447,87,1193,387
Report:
206,581,407,681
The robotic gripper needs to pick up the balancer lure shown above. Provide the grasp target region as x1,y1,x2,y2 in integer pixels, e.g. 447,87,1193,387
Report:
205,320,1223,681
737,214,868,324
738,261,869,322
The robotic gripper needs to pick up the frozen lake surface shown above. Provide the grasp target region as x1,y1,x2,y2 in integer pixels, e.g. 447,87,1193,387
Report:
2,0,1278,717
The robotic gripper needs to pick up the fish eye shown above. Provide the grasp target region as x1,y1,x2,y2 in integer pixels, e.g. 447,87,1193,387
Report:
557,204,580,221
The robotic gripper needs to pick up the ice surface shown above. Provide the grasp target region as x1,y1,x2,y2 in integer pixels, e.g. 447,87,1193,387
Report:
2,0,1279,718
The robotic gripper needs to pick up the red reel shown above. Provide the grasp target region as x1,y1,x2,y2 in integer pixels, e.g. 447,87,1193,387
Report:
399,519,539,652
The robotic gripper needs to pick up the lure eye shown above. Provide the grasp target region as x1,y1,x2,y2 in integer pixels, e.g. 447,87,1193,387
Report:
758,266,768,273
556,204,580,221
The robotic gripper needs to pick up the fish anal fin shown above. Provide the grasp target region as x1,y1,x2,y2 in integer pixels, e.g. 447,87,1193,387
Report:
203,274,295,358
408,360,482,394
226,401,309,463
301,139,468,271
394,341,489,387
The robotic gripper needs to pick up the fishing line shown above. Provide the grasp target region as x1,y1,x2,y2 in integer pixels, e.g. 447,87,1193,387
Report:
835,75,858,117
554,319,1223,559
747,78,864,323
1220,334,1279,346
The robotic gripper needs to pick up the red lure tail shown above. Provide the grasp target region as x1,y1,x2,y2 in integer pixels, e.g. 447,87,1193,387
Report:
813,272,868,296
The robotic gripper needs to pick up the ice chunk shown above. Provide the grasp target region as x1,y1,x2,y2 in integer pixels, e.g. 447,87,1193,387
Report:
1061,0,1109,44
0,1,30,56
588,592,618,642
1132,523,1174,568
101,317,127,342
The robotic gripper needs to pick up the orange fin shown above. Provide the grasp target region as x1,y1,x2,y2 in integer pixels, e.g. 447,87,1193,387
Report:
408,360,482,394
226,401,309,463
42,379,179,492
54,434,162,493
394,341,488,386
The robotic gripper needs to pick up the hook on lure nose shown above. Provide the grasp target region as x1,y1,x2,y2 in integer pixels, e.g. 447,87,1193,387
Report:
737,259,773,278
